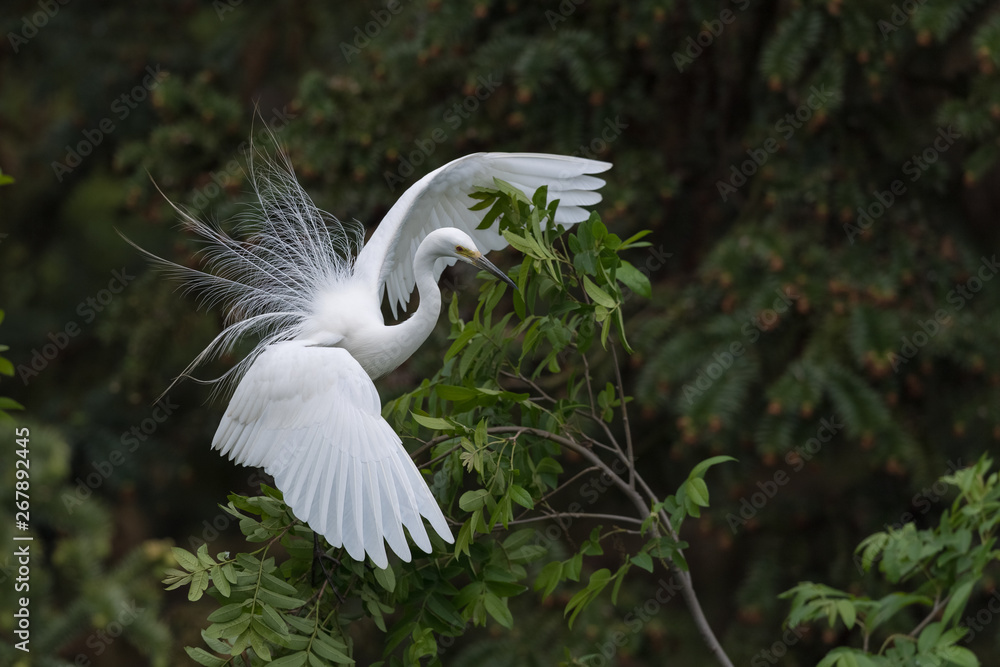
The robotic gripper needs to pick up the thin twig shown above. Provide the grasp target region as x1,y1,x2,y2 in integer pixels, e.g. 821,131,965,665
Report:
610,345,636,489
409,432,461,461
909,594,948,638
418,443,464,470
512,465,601,521
501,511,645,527
500,369,558,403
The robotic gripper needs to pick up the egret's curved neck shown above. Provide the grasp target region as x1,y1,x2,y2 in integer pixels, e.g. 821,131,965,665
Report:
385,241,443,366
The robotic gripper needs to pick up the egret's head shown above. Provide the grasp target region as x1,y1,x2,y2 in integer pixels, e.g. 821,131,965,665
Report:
429,228,517,290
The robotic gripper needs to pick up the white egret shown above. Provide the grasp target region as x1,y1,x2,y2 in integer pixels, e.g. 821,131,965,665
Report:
141,147,610,568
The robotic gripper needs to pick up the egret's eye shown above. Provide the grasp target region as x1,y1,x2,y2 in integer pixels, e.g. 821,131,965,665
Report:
455,245,466,252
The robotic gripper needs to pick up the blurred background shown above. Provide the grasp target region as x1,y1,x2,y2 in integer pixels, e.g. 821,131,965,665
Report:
2,0,1000,664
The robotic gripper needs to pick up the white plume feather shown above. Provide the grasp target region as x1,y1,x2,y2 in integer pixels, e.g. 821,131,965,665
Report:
127,140,363,398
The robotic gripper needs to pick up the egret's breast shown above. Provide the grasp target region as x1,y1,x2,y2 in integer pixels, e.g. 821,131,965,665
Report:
300,282,402,379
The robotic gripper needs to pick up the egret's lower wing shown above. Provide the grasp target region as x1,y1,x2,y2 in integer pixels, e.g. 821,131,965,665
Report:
212,340,453,568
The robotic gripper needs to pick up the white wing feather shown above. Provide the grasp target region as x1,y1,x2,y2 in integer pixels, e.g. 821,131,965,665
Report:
355,152,611,317
213,340,453,568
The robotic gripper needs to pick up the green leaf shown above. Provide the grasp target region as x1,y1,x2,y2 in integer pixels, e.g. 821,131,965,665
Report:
917,620,943,654
688,455,737,480
503,229,548,259
459,489,490,512
534,561,563,598
269,653,309,667
411,412,455,430
941,577,974,627
610,569,627,606
312,630,353,663
259,605,288,635
207,602,246,623
205,614,252,640
373,564,396,593
248,627,272,662
185,647,226,667
189,570,209,601
0,397,24,410
508,484,534,509
483,592,514,629
619,230,653,249
933,645,979,667
436,384,482,402
210,565,231,597
836,599,856,630
867,592,931,633
261,573,299,596
617,261,652,298
536,457,563,475
444,325,480,362
630,552,654,573
583,275,617,308
455,517,474,557
172,547,201,572
564,568,612,628
685,477,710,507
257,587,303,610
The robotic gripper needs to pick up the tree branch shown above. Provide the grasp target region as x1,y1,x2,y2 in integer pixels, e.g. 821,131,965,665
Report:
513,465,601,521
501,511,645,527
610,345,636,490
483,425,733,667
909,594,948,638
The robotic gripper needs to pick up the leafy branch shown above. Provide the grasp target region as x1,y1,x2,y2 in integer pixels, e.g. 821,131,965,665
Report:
780,455,1000,667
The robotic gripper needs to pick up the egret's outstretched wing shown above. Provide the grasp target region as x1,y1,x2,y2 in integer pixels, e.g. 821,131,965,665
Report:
355,152,611,317
213,340,453,568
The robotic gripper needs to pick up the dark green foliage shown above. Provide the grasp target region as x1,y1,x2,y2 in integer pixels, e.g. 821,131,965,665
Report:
0,420,173,665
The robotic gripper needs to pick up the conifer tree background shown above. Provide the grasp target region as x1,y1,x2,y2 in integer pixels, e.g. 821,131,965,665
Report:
2,0,1000,664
